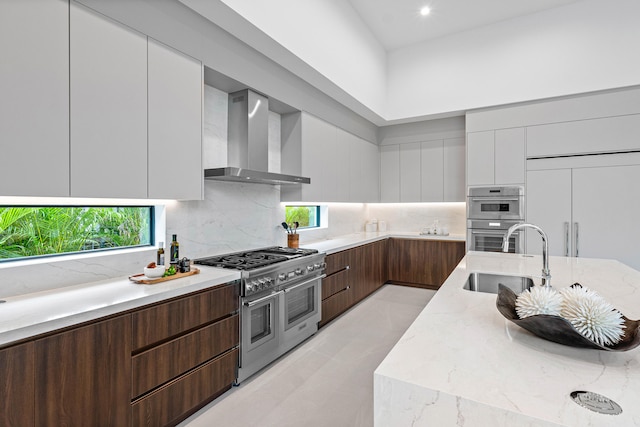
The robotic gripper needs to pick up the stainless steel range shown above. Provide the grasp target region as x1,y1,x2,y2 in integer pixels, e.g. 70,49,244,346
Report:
195,247,325,383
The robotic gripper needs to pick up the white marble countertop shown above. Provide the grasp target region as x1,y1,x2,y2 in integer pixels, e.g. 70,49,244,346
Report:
0,266,240,348
304,231,465,255
374,251,640,426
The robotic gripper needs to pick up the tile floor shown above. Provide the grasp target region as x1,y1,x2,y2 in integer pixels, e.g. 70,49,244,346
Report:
179,284,436,427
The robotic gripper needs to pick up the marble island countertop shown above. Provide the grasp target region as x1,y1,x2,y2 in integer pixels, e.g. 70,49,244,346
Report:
0,266,240,348
374,251,640,427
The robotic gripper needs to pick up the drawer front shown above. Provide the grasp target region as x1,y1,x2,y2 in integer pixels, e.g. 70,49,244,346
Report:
325,250,350,276
131,348,238,427
132,314,239,399
132,283,238,350
320,287,352,326
322,268,349,300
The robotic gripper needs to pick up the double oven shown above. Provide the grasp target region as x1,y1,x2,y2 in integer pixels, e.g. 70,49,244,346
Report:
467,186,524,253
196,247,325,384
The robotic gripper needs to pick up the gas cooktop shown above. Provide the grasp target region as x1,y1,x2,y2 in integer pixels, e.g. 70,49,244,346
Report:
194,246,318,271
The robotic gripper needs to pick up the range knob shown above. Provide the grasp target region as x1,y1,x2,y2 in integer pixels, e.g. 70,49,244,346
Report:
251,280,260,291
314,263,322,269
278,273,286,281
307,265,314,272
295,268,303,276
258,278,266,289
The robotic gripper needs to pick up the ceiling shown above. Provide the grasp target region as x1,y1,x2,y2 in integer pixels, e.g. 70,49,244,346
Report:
347,0,584,50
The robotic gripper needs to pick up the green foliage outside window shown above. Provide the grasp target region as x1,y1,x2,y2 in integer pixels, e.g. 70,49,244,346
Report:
0,206,152,260
285,205,319,229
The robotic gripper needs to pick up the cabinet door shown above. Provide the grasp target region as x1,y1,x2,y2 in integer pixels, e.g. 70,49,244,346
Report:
35,315,131,426
148,38,203,200
443,137,465,202
526,169,572,256
380,145,400,202
362,140,380,202
328,128,349,202
387,239,464,288
400,142,421,202
495,128,525,184
0,0,69,197
301,114,333,201
573,165,640,270
0,342,34,427
345,130,364,202
467,131,494,186
70,3,147,198
421,140,444,202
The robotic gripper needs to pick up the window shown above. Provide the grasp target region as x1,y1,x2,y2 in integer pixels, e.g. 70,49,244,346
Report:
0,206,153,261
285,205,321,230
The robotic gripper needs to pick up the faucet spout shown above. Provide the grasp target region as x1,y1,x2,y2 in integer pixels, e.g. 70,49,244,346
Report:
503,223,551,287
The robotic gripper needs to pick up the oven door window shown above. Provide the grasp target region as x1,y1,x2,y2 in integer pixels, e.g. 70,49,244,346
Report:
285,286,316,329
473,233,518,253
249,302,273,344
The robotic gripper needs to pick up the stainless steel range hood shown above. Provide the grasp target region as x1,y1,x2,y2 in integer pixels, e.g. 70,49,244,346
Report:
204,89,310,185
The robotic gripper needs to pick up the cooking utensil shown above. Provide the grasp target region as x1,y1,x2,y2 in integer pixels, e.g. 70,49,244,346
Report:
282,222,290,234
294,221,299,234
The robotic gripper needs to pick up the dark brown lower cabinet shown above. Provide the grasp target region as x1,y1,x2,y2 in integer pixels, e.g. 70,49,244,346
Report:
131,348,238,427
0,342,34,427
35,315,132,427
320,239,387,326
387,238,465,288
0,281,240,427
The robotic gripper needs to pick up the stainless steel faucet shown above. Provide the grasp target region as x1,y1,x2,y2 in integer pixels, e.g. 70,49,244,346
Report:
503,223,552,287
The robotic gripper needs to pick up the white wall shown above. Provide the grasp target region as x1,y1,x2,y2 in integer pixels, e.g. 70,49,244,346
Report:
216,0,387,118
386,0,640,120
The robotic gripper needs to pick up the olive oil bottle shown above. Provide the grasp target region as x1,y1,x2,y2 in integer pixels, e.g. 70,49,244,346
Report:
170,234,179,266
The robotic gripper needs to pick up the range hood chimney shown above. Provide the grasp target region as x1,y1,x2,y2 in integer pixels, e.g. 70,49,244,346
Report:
204,89,310,185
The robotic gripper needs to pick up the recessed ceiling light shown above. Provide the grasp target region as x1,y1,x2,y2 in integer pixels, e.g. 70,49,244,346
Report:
420,6,431,16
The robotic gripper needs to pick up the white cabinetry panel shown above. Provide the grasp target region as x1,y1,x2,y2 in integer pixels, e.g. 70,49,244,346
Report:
400,143,421,202
466,131,494,186
527,114,640,158
0,0,69,197
362,140,380,203
70,3,147,198
572,165,640,270
495,128,525,184
527,158,640,271
380,145,400,203
346,132,379,203
148,39,203,200
443,138,465,202
526,169,572,257
420,141,444,202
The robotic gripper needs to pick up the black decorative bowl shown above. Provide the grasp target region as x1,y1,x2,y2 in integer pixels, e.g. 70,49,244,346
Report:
496,284,640,351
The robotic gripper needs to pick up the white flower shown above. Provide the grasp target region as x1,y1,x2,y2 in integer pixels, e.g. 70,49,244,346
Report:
560,286,625,346
516,286,563,318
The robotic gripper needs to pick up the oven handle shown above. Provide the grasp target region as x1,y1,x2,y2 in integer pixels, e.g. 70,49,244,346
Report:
468,197,520,202
283,274,327,293
244,290,283,307
471,230,520,235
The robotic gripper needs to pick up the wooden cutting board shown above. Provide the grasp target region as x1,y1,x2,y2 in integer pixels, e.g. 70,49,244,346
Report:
128,268,200,284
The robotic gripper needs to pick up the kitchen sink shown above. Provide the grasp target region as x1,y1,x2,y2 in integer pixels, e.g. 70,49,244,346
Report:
463,272,535,294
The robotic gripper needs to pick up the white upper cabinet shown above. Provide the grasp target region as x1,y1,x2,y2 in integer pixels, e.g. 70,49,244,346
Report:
527,114,640,158
467,128,525,187
281,112,377,203
466,131,494,186
443,137,465,202
380,145,400,203
420,141,444,202
148,39,203,200
346,131,378,203
399,143,421,202
0,0,69,197
381,139,465,203
70,3,148,198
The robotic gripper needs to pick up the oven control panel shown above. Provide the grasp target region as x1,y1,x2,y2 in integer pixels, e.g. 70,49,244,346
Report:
243,254,326,297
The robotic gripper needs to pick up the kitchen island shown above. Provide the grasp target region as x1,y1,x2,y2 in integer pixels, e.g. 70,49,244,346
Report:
374,251,640,426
